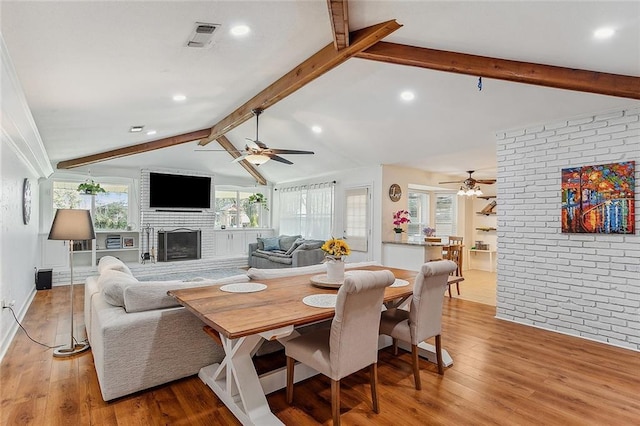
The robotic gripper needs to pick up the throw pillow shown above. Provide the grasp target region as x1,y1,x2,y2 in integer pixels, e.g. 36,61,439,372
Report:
296,240,324,250
97,255,133,276
262,236,280,251
99,269,139,307
279,234,302,251
285,237,306,255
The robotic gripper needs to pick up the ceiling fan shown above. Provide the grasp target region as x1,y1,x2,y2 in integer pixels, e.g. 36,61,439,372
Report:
196,109,314,166
439,170,496,196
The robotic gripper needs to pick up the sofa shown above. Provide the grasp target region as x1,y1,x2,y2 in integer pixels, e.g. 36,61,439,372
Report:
248,234,325,269
84,256,249,401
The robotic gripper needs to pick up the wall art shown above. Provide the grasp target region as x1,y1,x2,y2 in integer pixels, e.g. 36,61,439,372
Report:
561,161,635,234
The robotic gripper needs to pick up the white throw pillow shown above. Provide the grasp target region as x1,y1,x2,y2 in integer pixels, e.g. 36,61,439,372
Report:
97,255,133,276
99,269,139,307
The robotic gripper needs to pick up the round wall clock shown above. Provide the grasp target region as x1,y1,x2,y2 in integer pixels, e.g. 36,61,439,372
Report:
22,178,32,225
388,183,402,202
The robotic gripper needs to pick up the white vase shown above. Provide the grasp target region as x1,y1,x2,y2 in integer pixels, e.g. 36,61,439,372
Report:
394,232,402,242
326,258,345,282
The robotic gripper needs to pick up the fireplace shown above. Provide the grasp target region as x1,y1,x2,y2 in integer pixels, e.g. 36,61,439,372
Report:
157,229,201,262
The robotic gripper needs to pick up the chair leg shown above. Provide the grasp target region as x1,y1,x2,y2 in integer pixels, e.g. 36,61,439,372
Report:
392,338,398,356
411,344,421,390
286,356,295,404
456,281,460,295
370,363,380,413
435,335,444,375
331,379,341,426
447,284,452,298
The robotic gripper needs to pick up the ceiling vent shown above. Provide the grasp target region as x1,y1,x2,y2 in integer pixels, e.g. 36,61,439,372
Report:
186,22,220,48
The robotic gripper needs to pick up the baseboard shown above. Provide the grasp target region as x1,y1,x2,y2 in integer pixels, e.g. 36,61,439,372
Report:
0,287,37,363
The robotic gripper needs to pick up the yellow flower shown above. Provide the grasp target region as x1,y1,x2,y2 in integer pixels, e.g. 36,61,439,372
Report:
321,238,351,258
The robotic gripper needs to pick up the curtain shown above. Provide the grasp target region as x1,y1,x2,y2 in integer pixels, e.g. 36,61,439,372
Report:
278,182,334,239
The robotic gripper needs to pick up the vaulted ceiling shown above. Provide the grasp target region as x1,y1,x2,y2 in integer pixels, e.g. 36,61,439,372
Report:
2,1,639,185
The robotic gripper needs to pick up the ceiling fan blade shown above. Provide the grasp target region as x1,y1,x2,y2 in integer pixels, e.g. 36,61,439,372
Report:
438,180,463,184
267,154,293,165
244,138,261,149
476,179,497,184
231,154,248,163
269,149,314,155
254,140,268,150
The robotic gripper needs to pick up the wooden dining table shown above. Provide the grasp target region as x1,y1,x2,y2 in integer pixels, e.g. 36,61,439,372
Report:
168,265,457,426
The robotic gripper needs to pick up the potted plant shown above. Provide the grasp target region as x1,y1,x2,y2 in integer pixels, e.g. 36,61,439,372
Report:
247,193,268,227
321,238,351,282
392,210,411,241
422,226,439,242
77,179,106,195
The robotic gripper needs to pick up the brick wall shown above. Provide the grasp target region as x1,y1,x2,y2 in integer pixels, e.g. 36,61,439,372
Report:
139,169,216,259
496,107,639,351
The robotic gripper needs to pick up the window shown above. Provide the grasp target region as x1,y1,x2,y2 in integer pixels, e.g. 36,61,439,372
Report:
406,190,457,239
344,187,369,252
278,182,334,239
215,188,269,228
53,181,130,230
407,191,430,238
435,194,457,237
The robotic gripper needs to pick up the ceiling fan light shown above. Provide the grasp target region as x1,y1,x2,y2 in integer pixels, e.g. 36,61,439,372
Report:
457,187,466,196
246,154,270,165
475,186,483,196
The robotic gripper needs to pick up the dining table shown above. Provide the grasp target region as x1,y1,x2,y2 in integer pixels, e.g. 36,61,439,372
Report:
168,265,458,426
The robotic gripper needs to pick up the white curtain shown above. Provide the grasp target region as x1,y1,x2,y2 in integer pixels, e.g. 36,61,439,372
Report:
278,182,334,239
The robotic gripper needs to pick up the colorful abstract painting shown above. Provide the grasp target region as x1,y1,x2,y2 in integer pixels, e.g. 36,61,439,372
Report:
561,161,635,234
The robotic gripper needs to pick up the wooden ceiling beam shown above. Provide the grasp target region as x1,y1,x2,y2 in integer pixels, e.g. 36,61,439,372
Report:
56,128,211,169
327,0,349,50
199,19,401,146
356,41,640,100
215,135,266,185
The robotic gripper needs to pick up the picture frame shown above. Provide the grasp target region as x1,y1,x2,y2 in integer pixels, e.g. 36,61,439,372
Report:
122,237,135,248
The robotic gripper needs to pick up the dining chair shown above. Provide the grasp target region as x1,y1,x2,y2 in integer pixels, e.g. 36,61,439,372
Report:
444,244,463,297
283,269,395,426
379,260,457,389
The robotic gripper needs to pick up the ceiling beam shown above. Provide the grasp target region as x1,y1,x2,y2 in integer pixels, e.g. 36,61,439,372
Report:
215,135,267,185
198,19,401,146
56,128,211,169
327,0,349,50
356,41,640,100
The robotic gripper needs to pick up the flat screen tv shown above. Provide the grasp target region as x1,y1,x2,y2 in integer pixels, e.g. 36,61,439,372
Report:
149,172,211,209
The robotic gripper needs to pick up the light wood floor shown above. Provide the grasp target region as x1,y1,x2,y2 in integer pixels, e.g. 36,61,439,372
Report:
2,284,639,425
450,269,496,306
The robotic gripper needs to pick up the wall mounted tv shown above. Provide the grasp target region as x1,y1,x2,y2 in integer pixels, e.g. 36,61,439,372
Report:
149,172,211,209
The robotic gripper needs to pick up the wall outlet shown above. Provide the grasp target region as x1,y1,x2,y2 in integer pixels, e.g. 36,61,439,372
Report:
1,299,15,309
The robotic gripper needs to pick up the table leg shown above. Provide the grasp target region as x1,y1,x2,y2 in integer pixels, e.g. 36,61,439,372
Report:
199,326,295,426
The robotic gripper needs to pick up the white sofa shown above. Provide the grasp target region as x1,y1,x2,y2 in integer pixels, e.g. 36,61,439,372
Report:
84,256,249,401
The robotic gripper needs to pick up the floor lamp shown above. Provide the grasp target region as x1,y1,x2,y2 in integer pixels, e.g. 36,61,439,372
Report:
48,209,95,357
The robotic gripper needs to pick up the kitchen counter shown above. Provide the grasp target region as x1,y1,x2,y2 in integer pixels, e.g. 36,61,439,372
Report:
382,240,446,270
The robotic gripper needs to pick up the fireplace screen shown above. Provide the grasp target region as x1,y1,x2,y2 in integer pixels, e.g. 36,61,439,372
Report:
157,229,201,262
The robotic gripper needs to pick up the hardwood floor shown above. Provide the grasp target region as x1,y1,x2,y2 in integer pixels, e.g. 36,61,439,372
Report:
451,269,496,306
2,285,639,425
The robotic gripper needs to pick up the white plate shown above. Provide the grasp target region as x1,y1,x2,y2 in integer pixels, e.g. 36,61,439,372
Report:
390,279,409,288
219,283,267,293
302,294,338,308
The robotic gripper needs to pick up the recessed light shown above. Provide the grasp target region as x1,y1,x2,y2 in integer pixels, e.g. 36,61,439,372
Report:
230,25,250,36
311,125,322,134
594,27,615,39
129,125,144,133
173,94,186,101
400,91,415,101
146,130,157,136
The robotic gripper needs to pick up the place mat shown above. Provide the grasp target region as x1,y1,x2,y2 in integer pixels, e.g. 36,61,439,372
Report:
390,278,409,288
219,283,267,293
302,294,338,308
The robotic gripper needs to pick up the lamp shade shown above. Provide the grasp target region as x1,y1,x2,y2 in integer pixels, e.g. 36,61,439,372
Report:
245,154,270,165
48,209,96,241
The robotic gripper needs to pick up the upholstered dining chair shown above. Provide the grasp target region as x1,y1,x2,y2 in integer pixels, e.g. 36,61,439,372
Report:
379,260,457,389
282,269,395,426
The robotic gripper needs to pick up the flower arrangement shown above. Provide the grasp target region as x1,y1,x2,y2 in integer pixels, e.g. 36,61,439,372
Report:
422,226,436,237
77,179,105,195
247,193,269,211
321,238,351,260
392,210,411,233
